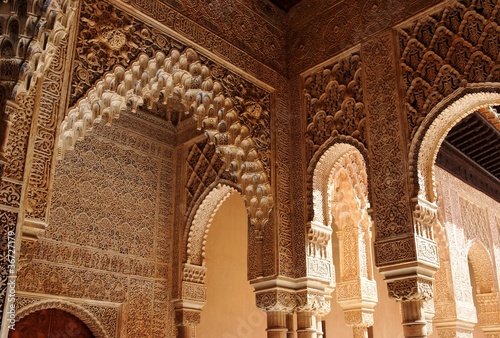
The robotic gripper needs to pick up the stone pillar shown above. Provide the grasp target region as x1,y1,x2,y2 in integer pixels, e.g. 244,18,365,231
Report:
388,277,434,338
254,286,296,338
174,264,207,338
352,326,368,338
401,300,428,338
337,279,377,338
266,311,289,338
175,307,201,338
316,319,323,338
287,313,296,338
296,311,317,338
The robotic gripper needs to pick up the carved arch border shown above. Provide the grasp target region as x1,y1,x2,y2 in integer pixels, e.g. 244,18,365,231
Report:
16,299,110,338
408,84,500,203
307,135,370,226
467,240,496,295
184,181,241,267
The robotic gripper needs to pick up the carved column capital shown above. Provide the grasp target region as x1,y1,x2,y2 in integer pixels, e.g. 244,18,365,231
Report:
343,309,374,327
174,308,202,327
295,290,331,317
387,277,433,302
255,289,296,313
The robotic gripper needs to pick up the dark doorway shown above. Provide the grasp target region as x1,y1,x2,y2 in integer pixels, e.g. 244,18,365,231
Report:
9,308,95,338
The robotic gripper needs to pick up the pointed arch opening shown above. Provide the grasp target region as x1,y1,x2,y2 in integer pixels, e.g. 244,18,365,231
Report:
409,85,500,204
467,241,500,336
310,140,377,336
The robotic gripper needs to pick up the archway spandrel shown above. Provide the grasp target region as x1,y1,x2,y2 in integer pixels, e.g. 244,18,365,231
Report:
399,1,500,142
303,52,366,163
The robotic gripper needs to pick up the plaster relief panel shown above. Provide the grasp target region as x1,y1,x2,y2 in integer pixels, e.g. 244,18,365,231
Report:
17,116,176,337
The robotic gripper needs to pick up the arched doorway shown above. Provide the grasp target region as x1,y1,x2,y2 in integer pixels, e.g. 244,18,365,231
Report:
197,191,266,338
9,308,95,338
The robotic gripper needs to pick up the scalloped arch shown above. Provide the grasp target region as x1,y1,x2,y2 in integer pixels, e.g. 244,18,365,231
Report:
186,183,241,266
57,48,225,159
16,299,111,338
409,84,500,203
310,138,368,226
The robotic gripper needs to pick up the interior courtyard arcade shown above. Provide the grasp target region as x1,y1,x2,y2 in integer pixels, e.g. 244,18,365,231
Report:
0,0,499,336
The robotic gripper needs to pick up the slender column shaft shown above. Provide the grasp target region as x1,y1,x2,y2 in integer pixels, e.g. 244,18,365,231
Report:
401,300,428,338
296,311,317,338
177,325,195,338
316,319,323,338
286,313,296,338
267,311,288,338
353,326,368,338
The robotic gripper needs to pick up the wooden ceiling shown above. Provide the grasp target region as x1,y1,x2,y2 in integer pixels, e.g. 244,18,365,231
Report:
269,0,302,11
437,109,500,202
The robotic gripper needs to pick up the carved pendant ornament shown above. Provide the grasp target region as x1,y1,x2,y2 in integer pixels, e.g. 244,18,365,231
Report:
60,45,273,236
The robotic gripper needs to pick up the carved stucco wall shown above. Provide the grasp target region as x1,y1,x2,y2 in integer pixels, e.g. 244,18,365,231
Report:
16,116,176,338
434,166,500,334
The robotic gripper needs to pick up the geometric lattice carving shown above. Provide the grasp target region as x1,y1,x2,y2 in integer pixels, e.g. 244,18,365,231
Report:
399,0,500,142
304,52,365,161
185,139,230,219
